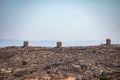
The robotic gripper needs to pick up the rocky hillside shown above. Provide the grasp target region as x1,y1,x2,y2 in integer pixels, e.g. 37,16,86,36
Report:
0,44,120,80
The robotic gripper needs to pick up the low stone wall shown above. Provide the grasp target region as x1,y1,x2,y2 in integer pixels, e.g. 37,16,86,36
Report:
1,44,120,54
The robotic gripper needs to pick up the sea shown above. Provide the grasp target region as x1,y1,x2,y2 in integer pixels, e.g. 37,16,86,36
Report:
0,39,120,48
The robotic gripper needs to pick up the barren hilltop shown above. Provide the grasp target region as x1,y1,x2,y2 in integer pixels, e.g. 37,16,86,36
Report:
0,39,120,80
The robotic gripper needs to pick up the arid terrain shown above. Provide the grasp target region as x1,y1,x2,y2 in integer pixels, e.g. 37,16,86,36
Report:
0,44,120,80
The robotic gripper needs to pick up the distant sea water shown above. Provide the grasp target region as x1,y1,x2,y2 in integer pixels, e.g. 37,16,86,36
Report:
0,39,120,48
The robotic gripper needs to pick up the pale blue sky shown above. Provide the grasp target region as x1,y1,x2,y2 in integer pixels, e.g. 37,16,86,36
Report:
0,0,120,41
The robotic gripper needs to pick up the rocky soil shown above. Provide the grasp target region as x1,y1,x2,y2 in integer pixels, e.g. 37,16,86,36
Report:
0,44,120,80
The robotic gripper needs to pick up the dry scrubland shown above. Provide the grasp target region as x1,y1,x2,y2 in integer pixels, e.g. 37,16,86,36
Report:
0,44,120,80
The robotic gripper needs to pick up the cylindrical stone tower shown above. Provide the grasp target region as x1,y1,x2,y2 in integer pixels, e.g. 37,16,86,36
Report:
57,41,62,48
106,38,111,45
23,40,29,47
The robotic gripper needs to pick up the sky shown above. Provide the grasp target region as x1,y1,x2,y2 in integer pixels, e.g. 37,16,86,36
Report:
0,0,120,41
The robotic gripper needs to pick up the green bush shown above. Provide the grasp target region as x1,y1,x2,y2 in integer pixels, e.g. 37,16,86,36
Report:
22,60,27,65
14,70,28,77
100,77,110,80
14,73,23,77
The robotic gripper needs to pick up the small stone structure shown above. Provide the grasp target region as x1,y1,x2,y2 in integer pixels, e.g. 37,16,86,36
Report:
106,38,111,45
57,41,62,48
23,40,29,47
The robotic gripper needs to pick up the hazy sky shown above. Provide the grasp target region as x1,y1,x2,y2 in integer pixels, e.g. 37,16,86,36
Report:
0,0,120,41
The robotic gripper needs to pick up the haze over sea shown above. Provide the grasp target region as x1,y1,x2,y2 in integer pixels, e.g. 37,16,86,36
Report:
0,39,120,48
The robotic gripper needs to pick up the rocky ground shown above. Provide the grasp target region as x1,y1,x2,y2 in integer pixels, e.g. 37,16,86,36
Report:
0,44,120,80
